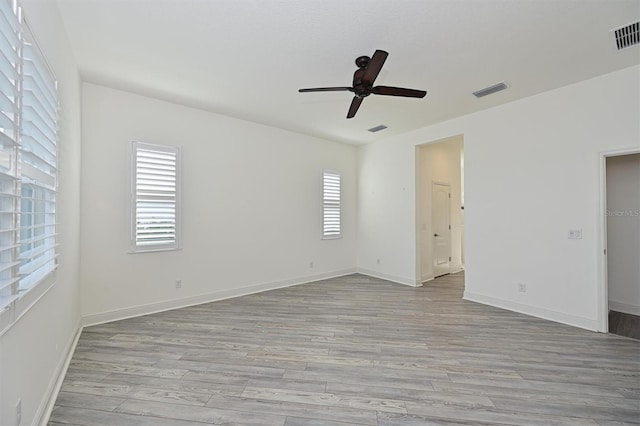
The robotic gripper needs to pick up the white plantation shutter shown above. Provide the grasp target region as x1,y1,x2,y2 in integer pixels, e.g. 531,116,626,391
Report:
0,0,20,312
322,170,341,239
19,27,58,290
132,141,181,252
0,1,59,332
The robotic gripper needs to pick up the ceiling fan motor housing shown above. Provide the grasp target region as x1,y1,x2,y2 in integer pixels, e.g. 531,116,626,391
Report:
354,85,372,98
352,68,371,97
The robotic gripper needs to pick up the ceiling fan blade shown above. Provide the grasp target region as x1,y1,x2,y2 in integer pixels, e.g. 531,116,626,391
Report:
299,87,353,93
362,50,388,85
372,85,427,98
347,96,363,119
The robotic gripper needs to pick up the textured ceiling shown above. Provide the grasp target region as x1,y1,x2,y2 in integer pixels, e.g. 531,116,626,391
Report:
56,0,640,145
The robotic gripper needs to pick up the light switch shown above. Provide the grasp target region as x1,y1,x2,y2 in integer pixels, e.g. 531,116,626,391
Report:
568,229,582,239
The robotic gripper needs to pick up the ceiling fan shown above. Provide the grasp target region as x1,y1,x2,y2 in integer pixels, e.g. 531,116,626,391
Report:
298,49,427,119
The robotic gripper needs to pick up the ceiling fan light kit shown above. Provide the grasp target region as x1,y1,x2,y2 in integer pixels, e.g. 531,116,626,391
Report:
299,50,427,119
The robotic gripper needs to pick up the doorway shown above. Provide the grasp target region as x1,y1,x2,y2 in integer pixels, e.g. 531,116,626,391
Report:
416,135,464,284
604,152,640,339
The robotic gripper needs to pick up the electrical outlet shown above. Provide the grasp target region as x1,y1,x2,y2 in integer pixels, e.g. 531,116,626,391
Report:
518,283,526,293
309,261,314,268
16,399,21,425
175,280,182,289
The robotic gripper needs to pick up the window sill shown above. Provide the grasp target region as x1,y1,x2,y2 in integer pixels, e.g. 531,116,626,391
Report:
128,247,183,254
0,270,56,337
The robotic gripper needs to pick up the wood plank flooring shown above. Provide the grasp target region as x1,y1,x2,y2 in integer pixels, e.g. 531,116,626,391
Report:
49,273,640,425
609,310,640,340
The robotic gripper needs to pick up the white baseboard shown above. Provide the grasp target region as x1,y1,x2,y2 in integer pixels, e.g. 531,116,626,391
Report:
37,320,82,426
82,268,357,327
421,276,434,284
463,291,598,331
420,268,463,284
609,301,640,316
357,268,420,287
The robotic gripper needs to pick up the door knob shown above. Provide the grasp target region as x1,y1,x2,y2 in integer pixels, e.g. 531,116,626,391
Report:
434,233,440,237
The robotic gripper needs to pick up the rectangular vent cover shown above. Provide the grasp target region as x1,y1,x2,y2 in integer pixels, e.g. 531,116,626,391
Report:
368,124,387,132
472,82,508,98
613,21,639,50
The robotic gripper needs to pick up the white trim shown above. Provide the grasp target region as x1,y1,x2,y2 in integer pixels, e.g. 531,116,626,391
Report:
37,321,82,426
127,247,183,255
0,274,56,338
357,268,421,287
423,268,466,282
130,141,182,253
598,146,640,333
13,273,56,323
463,291,598,331
609,301,640,316
421,274,434,283
0,302,16,337
322,169,341,239
82,268,356,327
598,152,609,333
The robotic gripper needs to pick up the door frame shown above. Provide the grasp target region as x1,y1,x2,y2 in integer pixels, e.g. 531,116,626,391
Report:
598,147,640,333
414,134,464,285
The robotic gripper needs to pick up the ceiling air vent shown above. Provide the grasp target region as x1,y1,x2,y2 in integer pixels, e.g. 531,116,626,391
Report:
368,124,387,133
472,82,508,98
612,21,639,50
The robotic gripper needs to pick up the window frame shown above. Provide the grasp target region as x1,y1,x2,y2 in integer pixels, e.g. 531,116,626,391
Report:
0,4,59,336
130,141,182,253
322,169,341,240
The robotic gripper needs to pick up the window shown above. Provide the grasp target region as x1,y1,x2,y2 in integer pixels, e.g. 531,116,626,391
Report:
0,0,59,334
0,0,21,317
322,170,341,239
131,141,181,252
20,26,58,290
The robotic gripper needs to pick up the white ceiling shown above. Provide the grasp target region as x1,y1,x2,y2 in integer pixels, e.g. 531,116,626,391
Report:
55,0,640,145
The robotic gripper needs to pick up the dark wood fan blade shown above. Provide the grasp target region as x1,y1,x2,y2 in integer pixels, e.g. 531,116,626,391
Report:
362,50,388,85
347,96,363,119
371,86,427,98
299,87,353,93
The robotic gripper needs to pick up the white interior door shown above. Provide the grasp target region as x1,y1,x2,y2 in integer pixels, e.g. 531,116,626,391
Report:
433,182,451,277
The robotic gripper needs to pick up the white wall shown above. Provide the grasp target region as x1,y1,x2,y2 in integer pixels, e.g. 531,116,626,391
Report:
356,140,418,285
357,65,640,330
0,0,82,425
417,136,464,281
606,153,640,315
80,83,357,324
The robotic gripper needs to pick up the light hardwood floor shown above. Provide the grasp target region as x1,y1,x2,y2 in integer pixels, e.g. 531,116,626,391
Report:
50,273,640,425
